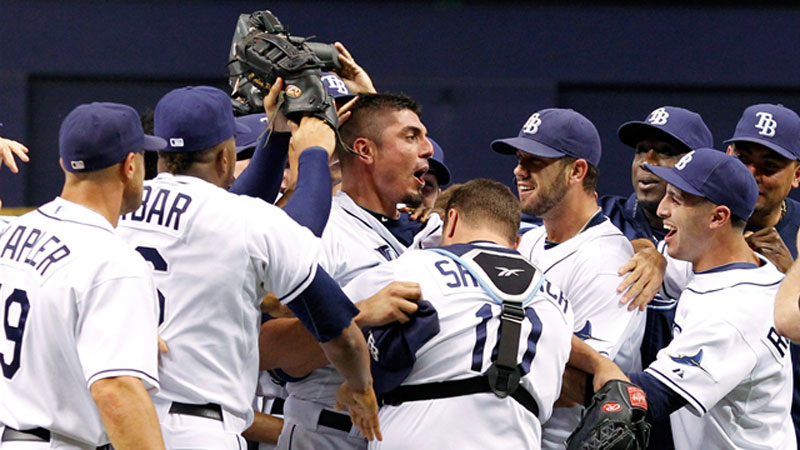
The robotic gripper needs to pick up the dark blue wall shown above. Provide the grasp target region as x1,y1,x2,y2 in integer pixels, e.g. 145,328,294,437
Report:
3,1,800,206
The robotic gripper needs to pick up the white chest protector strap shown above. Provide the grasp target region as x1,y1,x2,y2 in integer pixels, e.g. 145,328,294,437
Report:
378,247,545,417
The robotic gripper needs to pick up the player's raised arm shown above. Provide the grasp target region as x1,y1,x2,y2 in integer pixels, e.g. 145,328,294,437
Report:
776,231,800,342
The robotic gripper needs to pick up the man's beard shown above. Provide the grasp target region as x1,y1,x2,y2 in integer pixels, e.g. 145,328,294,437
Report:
521,173,569,218
401,192,424,208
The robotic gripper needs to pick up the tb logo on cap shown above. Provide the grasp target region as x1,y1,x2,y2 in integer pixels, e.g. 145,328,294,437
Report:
675,150,695,170
647,107,670,126
322,75,349,95
755,112,777,137
522,113,542,135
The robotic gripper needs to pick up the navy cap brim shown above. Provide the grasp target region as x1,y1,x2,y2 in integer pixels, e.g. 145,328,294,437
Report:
143,134,167,151
723,136,798,161
429,159,451,186
644,164,705,198
491,136,566,159
618,122,689,150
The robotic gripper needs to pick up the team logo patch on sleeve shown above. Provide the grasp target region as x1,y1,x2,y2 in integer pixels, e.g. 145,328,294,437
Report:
669,348,714,379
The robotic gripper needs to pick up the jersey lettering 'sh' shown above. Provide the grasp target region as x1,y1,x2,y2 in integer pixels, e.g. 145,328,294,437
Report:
755,112,778,137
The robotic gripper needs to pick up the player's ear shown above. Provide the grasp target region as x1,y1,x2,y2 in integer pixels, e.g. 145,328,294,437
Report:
709,205,731,230
570,159,589,186
350,137,375,163
120,152,137,182
444,208,458,239
792,161,800,189
725,144,735,156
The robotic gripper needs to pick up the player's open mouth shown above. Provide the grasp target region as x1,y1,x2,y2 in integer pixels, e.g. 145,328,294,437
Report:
413,167,428,186
663,223,677,241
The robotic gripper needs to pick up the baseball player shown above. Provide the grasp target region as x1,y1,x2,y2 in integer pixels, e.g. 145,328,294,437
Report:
0,102,165,449
491,107,646,449
116,86,380,449
723,103,800,446
573,148,796,450
260,92,441,450
600,106,713,449
343,179,574,449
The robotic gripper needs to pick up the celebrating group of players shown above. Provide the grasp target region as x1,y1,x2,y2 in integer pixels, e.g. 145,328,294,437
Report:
2,38,800,450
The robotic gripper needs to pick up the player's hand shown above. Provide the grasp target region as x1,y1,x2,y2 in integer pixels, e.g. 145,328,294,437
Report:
355,281,421,327
264,77,292,133
290,116,336,157
745,228,794,273
260,292,294,318
334,42,376,95
591,357,630,392
337,95,359,126
157,336,169,366
400,204,440,224
0,137,30,174
334,381,382,441
617,240,666,310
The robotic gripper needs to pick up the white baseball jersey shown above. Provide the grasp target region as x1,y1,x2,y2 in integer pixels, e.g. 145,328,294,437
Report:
0,197,159,448
116,173,322,432
284,191,442,405
517,212,646,449
344,242,574,450
319,191,442,287
646,256,796,450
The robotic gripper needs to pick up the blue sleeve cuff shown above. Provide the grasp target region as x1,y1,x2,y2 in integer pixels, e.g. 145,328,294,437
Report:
362,300,440,394
629,371,687,421
286,266,359,343
229,131,290,202
282,147,332,237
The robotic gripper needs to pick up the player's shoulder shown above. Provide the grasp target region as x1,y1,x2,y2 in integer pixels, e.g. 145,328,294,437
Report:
573,217,633,260
685,258,783,319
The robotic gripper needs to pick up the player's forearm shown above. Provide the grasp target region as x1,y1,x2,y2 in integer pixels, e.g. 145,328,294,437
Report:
321,321,374,393
775,258,800,342
259,318,327,372
242,411,283,444
568,335,607,374
90,376,164,450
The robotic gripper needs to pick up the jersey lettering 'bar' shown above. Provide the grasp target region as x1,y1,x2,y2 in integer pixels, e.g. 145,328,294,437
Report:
122,186,193,231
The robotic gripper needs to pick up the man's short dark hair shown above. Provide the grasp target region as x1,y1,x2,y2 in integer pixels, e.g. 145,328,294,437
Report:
445,178,521,245
337,92,422,161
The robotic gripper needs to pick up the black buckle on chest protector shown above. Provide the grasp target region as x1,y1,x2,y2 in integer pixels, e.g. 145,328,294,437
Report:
486,300,525,398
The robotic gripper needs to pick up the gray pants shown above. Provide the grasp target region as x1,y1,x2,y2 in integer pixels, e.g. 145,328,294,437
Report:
276,397,366,450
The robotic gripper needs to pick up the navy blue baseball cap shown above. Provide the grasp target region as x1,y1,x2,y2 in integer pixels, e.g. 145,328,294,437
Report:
234,113,269,159
645,148,758,220
618,106,712,151
155,86,249,152
427,137,451,186
59,102,166,173
321,72,356,101
491,108,602,167
724,104,800,160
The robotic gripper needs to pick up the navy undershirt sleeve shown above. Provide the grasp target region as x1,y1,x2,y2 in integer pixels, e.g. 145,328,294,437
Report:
229,131,290,202
629,371,687,421
286,266,359,343
282,147,332,237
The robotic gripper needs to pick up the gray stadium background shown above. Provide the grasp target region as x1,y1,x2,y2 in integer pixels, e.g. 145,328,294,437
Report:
2,0,799,207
